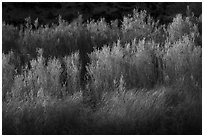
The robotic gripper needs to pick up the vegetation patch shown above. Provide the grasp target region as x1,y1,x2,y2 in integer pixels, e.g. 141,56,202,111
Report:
2,7,202,135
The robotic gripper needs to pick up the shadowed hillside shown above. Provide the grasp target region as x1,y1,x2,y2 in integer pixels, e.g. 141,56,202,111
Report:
3,2,202,26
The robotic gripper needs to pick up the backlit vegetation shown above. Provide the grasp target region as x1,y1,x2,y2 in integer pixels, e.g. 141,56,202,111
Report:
2,8,202,134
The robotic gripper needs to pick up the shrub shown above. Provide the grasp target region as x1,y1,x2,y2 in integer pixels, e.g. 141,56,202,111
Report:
88,39,165,95
11,49,63,100
121,9,166,45
86,18,120,48
10,49,82,101
167,13,201,45
87,41,125,98
63,52,80,95
163,36,202,86
6,15,119,62
2,51,16,101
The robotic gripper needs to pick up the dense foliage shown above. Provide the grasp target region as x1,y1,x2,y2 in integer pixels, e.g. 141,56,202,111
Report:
2,8,202,134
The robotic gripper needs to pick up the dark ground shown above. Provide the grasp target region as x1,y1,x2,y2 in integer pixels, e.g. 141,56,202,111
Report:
3,2,202,26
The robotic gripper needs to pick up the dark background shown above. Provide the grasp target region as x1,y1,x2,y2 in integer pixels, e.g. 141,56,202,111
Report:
2,2,202,26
